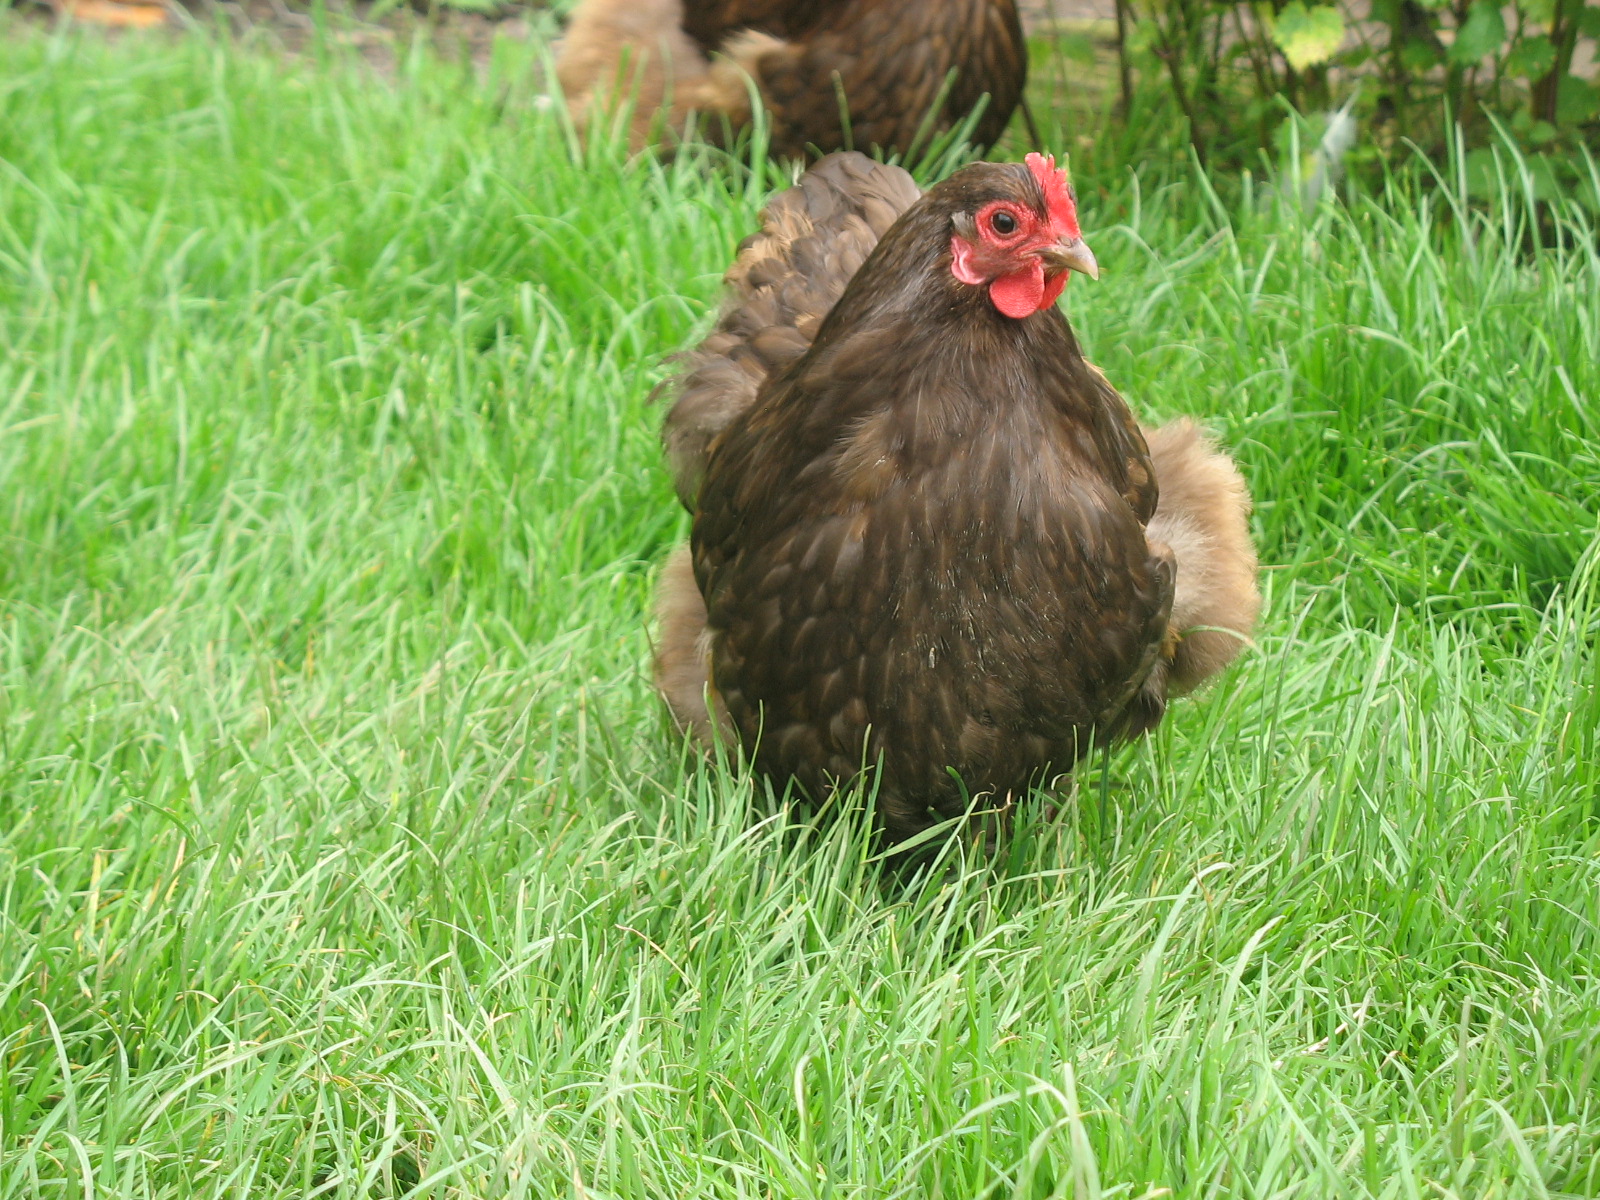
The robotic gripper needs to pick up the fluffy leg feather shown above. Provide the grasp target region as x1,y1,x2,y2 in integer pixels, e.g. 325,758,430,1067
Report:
653,543,734,748
1140,419,1260,695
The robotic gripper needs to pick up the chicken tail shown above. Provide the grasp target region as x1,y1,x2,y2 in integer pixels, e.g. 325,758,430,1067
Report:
662,151,921,507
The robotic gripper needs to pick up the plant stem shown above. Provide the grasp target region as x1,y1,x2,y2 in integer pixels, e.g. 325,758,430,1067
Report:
1114,0,1135,119
1153,11,1207,167
1532,0,1573,125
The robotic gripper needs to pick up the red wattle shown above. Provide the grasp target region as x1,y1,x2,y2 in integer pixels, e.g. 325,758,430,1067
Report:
1040,270,1069,308
989,262,1044,319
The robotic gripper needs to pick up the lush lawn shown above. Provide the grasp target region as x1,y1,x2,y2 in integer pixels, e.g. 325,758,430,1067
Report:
2,20,1598,1199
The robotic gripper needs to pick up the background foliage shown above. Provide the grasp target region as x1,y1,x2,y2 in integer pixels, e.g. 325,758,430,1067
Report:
1104,0,1599,201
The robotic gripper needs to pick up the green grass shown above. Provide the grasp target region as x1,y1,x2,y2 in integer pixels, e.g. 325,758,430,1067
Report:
2,19,1599,1200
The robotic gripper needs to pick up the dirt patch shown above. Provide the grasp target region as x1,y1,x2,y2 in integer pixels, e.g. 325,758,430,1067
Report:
10,0,548,74
1020,0,1115,26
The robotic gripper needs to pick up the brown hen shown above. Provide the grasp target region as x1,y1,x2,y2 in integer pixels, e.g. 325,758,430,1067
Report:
554,0,1027,160
656,153,1260,843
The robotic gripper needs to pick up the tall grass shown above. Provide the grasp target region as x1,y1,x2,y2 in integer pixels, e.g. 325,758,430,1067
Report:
0,20,1597,1199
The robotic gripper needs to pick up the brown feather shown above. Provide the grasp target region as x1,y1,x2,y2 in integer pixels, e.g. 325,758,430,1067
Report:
680,0,847,49
663,153,920,507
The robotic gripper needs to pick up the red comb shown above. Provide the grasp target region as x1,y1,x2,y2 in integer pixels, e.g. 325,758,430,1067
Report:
1026,152,1081,239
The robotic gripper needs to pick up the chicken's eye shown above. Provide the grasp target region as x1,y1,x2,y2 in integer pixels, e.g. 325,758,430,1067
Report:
991,210,1018,235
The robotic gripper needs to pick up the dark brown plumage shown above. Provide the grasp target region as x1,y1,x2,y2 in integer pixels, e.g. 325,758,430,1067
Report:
678,0,836,47
656,153,1260,843
554,0,1027,161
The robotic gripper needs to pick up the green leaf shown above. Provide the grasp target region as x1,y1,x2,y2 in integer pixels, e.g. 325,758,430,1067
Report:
1462,146,1499,199
1399,38,1444,72
1503,35,1556,80
1125,19,1162,55
1526,156,1566,203
1526,119,1558,146
1057,33,1098,67
1272,2,1347,71
1579,7,1600,38
1449,0,1506,63
1575,176,1600,215
1555,76,1600,125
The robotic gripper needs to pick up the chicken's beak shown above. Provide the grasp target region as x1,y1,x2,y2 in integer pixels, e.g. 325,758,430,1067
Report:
1039,237,1100,281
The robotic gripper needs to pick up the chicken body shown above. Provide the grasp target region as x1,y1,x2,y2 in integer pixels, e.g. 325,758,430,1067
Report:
657,154,1259,842
555,0,1027,160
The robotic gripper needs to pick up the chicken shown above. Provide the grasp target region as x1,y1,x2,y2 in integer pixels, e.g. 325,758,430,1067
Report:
655,152,1259,843
554,0,1028,161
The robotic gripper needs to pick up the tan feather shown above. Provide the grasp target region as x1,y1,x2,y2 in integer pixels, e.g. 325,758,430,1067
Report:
1141,418,1261,694
554,0,768,151
653,544,734,747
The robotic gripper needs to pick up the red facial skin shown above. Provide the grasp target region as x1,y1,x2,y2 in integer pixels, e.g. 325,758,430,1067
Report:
948,153,1085,319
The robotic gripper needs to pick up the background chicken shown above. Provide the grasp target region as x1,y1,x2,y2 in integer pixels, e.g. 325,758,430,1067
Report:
656,152,1260,842
554,0,1029,160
